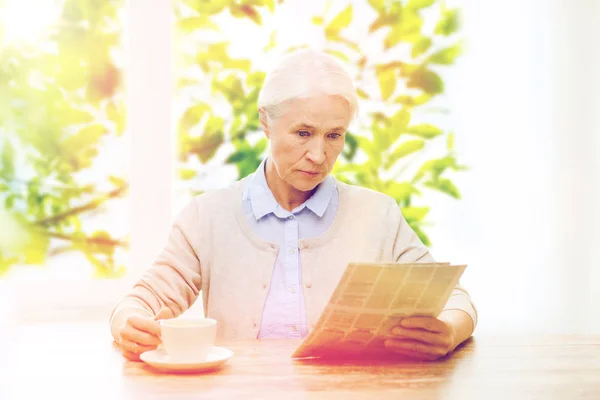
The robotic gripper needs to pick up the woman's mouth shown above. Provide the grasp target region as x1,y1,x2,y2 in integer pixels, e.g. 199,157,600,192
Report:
299,170,320,177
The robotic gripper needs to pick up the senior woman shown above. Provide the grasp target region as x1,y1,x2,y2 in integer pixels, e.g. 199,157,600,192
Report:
111,49,477,362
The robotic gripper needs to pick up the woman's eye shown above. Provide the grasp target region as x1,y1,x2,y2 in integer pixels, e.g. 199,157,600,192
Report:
297,130,310,137
328,133,342,139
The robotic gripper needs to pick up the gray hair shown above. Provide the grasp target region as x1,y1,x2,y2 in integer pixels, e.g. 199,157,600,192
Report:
257,49,359,124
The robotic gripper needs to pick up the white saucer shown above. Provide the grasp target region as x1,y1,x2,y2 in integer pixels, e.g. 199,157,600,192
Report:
140,346,234,373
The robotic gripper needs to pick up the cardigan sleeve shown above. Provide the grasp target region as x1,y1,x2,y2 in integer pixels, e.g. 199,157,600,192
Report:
388,199,478,332
109,198,203,340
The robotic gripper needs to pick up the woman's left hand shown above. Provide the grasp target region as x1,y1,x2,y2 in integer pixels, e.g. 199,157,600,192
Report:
384,316,457,361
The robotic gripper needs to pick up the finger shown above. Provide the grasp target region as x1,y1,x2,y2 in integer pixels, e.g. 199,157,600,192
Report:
127,314,162,337
122,350,141,362
120,325,162,347
400,317,448,333
389,326,453,349
385,341,446,361
119,339,156,355
154,307,174,321
384,339,448,359
385,346,440,361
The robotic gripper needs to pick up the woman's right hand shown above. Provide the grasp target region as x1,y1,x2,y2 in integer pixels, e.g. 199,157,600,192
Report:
118,307,174,361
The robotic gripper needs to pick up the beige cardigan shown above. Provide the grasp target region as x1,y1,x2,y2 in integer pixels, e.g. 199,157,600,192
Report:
110,177,477,340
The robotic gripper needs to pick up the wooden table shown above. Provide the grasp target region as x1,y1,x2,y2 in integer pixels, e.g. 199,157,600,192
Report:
1,323,599,400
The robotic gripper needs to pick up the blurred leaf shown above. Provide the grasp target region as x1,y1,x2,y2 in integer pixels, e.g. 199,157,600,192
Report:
371,112,391,128
64,109,95,125
342,132,359,161
94,263,126,279
179,103,210,134
393,94,432,106
435,8,460,36
407,68,444,94
226,151,245,164
229,117,244,139
213,74,245,103
106,100,126,135
226,138,267,178
255,138,268,153
230,4,262,25
247,71,266,88
369,14,396,33
1,141,15,178
63,124,108,153
190,116,224,163
387,139,425,167
406,0,435,9
265,0,276,13
356,136,380,165
401,206,430,221
390,108,411,140
5,194,16,210
179,168,197,180
333,36,361,52
424,178,461,198
405,124,443,139
178,16,220,32
385,181,421,203
108,176,127,187
193,132,224,163
373,125,391,151
367,0,385,11
447,132,455,150
413,156,458,181
325,5,353,39
412,37,432,58
357,88,369,99
24,231,49,265
377,68,396,100
238,159,260,178
91,230,111,241
87,63,120,101
397,62,421,77
384,12,422,49
182,0,227,14
428,42,462,65
357,56,367,70
409,223,431,246
263,31,277,52
284,44,310,54
197,42,251,72
325,49,350,62
312,16,324,25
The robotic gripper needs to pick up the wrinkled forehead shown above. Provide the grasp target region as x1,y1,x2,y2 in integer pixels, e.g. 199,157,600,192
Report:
274,95,352,131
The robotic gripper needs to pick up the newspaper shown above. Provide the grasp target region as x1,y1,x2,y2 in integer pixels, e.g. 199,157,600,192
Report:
292,262,466,359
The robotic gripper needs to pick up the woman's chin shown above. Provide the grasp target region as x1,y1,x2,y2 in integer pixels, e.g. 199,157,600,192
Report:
291,177,322,192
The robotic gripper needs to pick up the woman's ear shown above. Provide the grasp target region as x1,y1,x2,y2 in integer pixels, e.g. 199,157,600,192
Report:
258,108,270,138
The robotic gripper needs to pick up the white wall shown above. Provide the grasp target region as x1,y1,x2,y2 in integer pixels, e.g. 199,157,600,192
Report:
429,0,600,334
128,0,176,282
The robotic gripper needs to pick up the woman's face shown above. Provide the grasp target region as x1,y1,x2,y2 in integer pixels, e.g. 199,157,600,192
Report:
262,95,352,192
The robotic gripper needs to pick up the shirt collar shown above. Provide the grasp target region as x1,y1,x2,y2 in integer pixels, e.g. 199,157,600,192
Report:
245,158,335,220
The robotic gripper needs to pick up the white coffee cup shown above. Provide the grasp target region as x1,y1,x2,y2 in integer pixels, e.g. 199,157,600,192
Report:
160,317,217,361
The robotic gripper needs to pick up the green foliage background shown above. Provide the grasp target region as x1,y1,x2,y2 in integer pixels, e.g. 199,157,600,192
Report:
176,0,467,246
0,0,466,277
0,0,127,277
